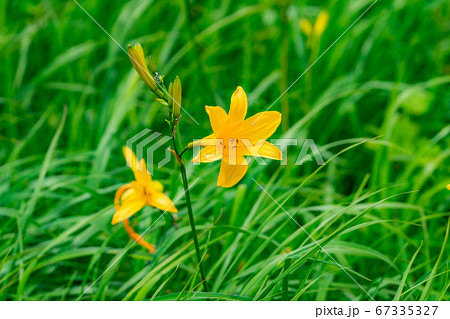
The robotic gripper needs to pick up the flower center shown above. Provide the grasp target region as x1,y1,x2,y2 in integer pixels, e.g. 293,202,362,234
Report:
142,186,152,204
219,138,241,163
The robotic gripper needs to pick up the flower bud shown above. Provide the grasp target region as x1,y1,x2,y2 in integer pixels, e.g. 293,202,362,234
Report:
299,19,312,37
172,76,182,119
168,82,174,117
127,43,164,98
147,56,158,74
313,11,329,37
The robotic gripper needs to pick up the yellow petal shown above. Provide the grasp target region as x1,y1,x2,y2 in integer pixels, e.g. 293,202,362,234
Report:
114,183,132,208
112,199,146,225
192,145,222,163
151,181,164,192
188,133,217,149
123,146,148,174
149,192,178,213
242,141,283,160
314,11,329,37
228,86,247,123
299,18,313,36
217,156,248,188
123,146,138,170
134,159,153,186
239,111,281,143
123,146,152,186
121,188,135,202
123,219,156,253
130,180,145,196
206,106,228,135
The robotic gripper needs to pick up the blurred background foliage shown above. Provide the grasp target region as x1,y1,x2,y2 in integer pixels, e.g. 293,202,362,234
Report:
0,0,449,300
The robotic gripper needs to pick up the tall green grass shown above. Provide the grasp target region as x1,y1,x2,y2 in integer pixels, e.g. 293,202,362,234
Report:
0,0,449,300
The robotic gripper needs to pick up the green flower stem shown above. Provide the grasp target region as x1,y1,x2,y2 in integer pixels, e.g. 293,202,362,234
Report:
171,135,209,293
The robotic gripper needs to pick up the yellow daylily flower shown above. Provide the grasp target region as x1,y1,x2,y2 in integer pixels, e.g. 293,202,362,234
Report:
192,86,282,188
113,147,177,251
113,146,178,225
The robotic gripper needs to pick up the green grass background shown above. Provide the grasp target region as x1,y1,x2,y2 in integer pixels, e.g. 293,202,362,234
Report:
1,0,449,301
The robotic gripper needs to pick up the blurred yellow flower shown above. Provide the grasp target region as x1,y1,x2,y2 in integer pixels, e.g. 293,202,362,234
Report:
192,86,282,188
299,10,329,38
314,11,329,37
447,184,450,191
113,146,177,224
299,19,313,37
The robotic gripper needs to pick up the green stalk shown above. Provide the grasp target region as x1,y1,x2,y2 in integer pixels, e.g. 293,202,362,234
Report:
280,3,289,133
282,258,291,300
171,135,209,293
